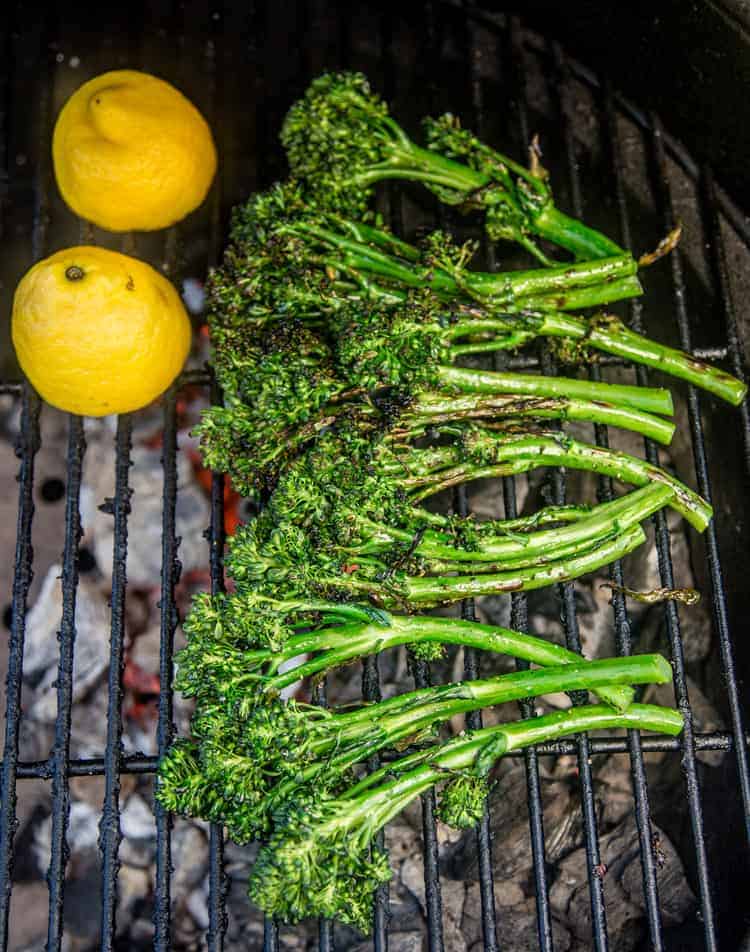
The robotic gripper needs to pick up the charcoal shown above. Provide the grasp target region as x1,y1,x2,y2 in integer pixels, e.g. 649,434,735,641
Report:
350,933,424,952
462,891,573,951
116,863,151,930
444,762,585,883
549,816,695,949
171,820,209,898
7,881,48,951
185,884,210,931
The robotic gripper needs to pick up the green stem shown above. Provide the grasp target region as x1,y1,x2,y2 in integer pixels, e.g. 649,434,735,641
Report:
362,482,671,566
436,366,673,417
404,430,712,531
422,484,671,573
409,392,676,446
390,523,645,606
364,141,625,261
357,654,672,744
468,255,638,302
533,204,625,261
345,702,683,801
535,311,748,406
267,614,636,710
521,275,643,312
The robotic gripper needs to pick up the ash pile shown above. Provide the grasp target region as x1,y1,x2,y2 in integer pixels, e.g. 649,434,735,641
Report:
2,397,723,950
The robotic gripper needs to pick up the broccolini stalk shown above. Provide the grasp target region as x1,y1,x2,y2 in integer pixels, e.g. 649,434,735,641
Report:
224,437,673,598
448,309,747,406
435,365,672,415
159,657,671,843
395,524,645,607
248,702,683,931
400,391,674,446
197,310,676,492
175,604,639,708
396,427,712,531
259,456,672,577
224,184,639,322
280,72,623,261
216,186,746,405
226,515,647,608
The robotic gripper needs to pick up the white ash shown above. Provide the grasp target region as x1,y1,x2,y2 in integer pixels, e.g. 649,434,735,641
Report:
81,441,210,589
32,800,100,875
21,563,111,724
119,793,156,842
550,814,695,950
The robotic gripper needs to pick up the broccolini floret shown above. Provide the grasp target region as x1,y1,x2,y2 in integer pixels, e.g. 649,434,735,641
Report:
281,72,624,262
248,703,684,931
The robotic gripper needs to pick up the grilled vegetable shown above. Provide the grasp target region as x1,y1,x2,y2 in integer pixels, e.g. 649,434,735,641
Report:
247,703,684,931
281,72,623,261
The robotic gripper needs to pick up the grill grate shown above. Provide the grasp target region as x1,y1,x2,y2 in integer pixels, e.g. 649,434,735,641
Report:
1,2,750,950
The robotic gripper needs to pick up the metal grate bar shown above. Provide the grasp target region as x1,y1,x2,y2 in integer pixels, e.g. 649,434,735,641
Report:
599,86,719,949
6,729,746,781
207,374,228,952
45,416,86,951
154,389,181,951
0,12,51,939
0,385,41,951
206,4,228,947
98,415,133,950
503,479,555,952
553,53,666,950
650,118,750,841
530,39,609,952
457,9,499,950
502,20,555,951
410,10,463,949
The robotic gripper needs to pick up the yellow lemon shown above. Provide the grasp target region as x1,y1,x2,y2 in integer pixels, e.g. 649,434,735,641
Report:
12,246,192,416
52,70,217,231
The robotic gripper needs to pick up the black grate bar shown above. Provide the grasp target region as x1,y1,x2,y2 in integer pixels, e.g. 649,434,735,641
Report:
456,486,499,952
206,4,228,946
410,657,445,952
503,19,555,951
45,416,86,952
553,52,665,950
207,378,228,952
459,9,499,949
362,654,390,950
317,919,334,952
532,41,608,952
701,168,750,479
0,386,41,950
650,119,750,843
0,9,51,938
412,3,452,952
153,389,181,951
0,343,731,396
6,729,745,781
98,414,133,950
263,918,279,952
502,477,554,952
555,579,609,952
601,83,719,949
